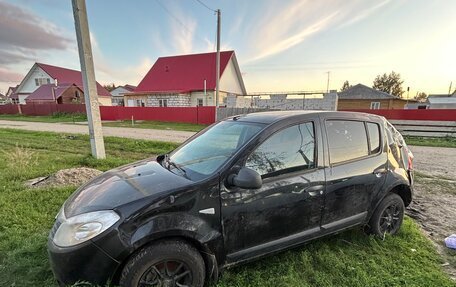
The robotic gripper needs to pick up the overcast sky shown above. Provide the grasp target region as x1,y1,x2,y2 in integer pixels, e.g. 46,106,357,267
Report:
0,0,455,97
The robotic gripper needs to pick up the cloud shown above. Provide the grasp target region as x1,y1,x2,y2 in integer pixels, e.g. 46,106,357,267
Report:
0,1,71,51
241,0,392,63
0,68,24,83
89,33,152,86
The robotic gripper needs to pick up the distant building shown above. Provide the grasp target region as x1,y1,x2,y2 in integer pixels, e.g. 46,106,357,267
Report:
0,92,6,105
10,62,112,105
6,85,18,104
111,85,136,106
124,51,246,107
337,84,414,110
425,93,456,109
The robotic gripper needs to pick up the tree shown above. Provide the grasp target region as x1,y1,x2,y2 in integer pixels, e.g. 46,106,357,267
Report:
340,80,351,92
103,83,116,92
415,92,428,102
372,71,404,98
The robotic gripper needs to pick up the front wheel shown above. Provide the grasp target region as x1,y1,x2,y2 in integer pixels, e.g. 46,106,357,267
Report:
367,193,405,238
119,240,205,287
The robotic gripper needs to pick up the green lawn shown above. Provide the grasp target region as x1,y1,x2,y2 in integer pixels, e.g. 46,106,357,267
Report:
102,120,207,132
0,113,88,123
0,129,453,287
404,136,456,148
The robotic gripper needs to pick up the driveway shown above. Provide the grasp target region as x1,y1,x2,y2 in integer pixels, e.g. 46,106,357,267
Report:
0,120,195,143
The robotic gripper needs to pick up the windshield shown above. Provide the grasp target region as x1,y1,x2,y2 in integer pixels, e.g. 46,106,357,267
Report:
168,120,264,180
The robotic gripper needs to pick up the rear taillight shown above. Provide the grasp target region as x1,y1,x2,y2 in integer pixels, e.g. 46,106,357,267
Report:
407,149,414,170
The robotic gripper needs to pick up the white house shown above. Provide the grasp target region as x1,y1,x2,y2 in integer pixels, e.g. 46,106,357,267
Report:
10,62,112,105
111,85,136,106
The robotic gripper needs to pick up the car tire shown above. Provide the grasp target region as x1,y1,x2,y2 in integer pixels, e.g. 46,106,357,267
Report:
367,193,405,238
119,240,205,287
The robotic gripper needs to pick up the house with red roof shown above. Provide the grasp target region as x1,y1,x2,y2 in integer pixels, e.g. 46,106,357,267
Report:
124,51,246,107
11,63,112,106
24,84,84,104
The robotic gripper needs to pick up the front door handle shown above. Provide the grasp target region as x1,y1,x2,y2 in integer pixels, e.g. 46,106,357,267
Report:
305,185,324,196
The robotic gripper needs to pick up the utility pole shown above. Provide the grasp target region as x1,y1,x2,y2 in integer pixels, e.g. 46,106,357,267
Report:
326,71,331,93
72,0,106,159
215,9,221,121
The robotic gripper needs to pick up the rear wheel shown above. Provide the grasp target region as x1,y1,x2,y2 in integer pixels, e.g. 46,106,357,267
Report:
367,193,405,238
119,240,205,287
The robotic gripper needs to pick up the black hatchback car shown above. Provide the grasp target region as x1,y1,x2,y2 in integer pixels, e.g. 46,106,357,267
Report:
48,111,413,287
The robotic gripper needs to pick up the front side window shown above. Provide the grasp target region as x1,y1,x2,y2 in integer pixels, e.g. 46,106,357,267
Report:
246,122,315,176
170,121,264,180
326,120,368,164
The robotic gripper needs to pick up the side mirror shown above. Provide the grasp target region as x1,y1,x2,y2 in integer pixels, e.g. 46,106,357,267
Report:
228,167,262,189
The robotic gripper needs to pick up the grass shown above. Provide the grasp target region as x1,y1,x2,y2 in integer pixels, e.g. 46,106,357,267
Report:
0,128,453,287
0,114,207,132
0,112,87,123
404,136,456,148
102,120,207,132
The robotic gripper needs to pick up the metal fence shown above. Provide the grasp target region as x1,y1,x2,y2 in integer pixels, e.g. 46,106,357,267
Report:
390,120,456,137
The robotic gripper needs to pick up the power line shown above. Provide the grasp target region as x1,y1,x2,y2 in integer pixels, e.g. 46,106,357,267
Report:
193,0,216,12
154,0,206,42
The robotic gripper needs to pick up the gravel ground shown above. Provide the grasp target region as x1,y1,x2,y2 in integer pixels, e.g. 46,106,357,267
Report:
407,145,456,280
0,120,195,143
25,167,102,188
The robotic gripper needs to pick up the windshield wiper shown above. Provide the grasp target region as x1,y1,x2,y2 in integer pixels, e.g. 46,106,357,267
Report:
164,155,190,180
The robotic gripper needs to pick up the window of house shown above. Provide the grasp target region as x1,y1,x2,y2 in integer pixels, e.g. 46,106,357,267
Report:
197,99,204,106
367,122,381,154
326,120,369,164
35,78,51,86
159,99,168,107
136,99,145,107
370,102,380,109
246,122,315,176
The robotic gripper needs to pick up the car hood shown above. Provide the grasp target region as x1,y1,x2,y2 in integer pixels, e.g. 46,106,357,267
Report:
64,159,192,217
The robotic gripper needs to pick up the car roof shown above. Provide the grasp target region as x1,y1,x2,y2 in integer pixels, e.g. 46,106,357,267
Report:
229,110,384,124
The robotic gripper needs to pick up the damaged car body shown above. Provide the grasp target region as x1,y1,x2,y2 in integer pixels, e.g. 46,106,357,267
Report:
47,111,414,287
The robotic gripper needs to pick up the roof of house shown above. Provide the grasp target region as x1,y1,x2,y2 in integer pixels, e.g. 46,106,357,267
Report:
427,97,456,104
134,51,235,93
338,83,401,100
124,84,136,91
25,83,82,101
0,93,5,99
36,63,111,97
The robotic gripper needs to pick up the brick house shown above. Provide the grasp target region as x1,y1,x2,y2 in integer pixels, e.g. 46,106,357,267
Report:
25,84,84,104
124,51,246,107
337,84,414,110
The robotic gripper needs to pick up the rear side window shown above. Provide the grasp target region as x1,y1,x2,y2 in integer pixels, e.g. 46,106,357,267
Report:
326,120,368,164
367,122,381,154
246,122,315,176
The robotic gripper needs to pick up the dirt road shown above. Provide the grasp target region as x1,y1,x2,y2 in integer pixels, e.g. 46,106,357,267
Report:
0,120,195,143
408,145,456,280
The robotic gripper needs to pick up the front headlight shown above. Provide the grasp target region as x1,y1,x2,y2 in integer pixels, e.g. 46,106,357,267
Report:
53,209,120,247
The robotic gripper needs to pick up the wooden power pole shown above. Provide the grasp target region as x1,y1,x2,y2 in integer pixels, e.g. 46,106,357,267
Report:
215,9,221,121
72,0,106,159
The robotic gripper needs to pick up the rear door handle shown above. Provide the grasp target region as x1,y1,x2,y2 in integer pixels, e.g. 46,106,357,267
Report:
373,168,387,177
305,185,324,196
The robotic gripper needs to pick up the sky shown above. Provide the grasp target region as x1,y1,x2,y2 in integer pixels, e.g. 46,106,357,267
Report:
0,0,455,98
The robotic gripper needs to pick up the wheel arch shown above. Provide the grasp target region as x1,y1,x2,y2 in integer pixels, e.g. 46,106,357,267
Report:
110,234,219,286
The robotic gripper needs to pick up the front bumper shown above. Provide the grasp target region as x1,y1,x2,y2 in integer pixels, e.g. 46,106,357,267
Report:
47,238,120,286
